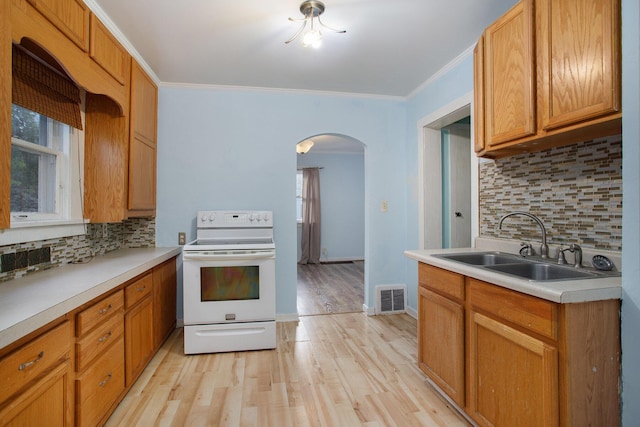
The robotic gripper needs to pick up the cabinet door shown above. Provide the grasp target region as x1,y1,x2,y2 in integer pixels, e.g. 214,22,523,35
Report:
124,295,154,385
538,0,620,131
89,13,129,86
484,0,536,147
128,136,156,211
26,0,89,50
418,287,465,407
153,258,177,350
469,311,558,427
0,362,72,426
128,61,157,214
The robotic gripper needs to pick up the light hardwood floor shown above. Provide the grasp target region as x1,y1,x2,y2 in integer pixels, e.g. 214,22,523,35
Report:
105,313,470,426
297,262,364,316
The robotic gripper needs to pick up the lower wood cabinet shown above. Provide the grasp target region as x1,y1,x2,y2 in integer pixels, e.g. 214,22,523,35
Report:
468,311,558,427
418,286,465,406
153,258,177,350
0,255,177,426
75,336,125,427
125,292,154,385
75,290,125,426
0,321,73,426
417,263,621,427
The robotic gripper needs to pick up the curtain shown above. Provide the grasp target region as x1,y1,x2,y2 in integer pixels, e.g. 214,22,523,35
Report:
299,167,321,264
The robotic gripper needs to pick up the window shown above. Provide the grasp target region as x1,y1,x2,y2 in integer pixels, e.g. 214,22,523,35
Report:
1,45,86,246
10,104,83,226
12,105,65,218
296,170,303,223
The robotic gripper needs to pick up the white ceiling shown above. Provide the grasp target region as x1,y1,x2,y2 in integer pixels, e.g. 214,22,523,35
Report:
91,0,517,98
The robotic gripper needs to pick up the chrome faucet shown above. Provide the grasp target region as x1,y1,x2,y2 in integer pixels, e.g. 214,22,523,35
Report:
498,211,549,258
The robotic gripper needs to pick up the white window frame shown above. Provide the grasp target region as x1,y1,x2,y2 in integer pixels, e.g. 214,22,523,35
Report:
1,106,86,246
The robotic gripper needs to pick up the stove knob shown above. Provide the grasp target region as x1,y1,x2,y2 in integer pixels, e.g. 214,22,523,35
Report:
263,213,270,222
200,214,208,223
209,214,216,222
248,213,255,221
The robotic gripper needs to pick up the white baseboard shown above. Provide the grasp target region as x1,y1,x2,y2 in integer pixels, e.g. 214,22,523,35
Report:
276,313,300,323
363,303,376,316
405,306,417,319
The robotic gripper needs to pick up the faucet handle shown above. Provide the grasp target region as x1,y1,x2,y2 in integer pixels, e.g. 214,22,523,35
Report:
569,243,583,268
557,245,568,264
519,242,534,257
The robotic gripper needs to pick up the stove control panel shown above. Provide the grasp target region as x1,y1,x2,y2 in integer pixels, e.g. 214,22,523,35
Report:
197,210,273,228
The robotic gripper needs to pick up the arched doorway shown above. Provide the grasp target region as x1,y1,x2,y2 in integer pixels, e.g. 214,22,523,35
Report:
295,134,366,315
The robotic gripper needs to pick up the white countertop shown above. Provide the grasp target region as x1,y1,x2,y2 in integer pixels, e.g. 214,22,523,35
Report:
405,247,622,304
0,247,182,349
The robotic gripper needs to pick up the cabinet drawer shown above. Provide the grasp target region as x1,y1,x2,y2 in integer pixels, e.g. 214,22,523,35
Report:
0,321,71,403
419,263,464,301
468,279,558,340
76,291,124,337
76,313,124,372
125,273,153,309
76,335,125,427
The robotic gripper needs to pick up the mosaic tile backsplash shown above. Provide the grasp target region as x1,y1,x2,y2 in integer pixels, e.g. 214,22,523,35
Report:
479,136,622,251
0,217,155,282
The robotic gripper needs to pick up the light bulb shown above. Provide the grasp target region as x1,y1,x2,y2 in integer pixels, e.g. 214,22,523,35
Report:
302,29,322,48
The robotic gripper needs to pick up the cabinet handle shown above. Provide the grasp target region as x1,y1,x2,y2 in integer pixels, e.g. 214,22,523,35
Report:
19,351,44,371
98,330,113,343
99,372,113,387
98,304,112,315
137,285,146,292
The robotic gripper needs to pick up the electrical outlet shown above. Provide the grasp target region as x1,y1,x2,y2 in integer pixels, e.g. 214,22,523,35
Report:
322,248,328,256
178,232,186,245
381,200,388,212
102,223,108,238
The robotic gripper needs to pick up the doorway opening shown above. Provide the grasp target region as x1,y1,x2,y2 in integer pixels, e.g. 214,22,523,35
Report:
295,134,365,316
417,92,479,250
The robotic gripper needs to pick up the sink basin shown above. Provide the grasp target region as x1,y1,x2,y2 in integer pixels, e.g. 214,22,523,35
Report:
434,252,521,266
432,251,617,282
485,263,596,281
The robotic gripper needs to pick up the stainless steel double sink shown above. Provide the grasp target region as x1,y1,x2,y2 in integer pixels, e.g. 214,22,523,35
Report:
433,252,618,282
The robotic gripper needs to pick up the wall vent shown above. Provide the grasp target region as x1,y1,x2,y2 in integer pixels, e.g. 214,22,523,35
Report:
375,285,406,314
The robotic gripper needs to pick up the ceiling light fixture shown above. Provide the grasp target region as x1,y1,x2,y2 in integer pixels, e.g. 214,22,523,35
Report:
285,1,345,48
296,139,314,154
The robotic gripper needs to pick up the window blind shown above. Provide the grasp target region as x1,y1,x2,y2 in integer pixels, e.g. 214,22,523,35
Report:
11,44,83,129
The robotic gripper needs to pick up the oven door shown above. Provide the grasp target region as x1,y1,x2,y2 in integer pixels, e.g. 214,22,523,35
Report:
182,249,276,325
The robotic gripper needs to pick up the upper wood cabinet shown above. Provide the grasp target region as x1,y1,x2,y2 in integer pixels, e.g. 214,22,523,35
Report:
128,60,158,216
538,0,620,131
26,0,89,51
483,0,536,148
89,13,128,86
0,0,11,230
474,0,621,158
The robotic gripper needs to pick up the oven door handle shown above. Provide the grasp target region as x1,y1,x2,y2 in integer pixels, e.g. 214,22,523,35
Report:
183,251,276,261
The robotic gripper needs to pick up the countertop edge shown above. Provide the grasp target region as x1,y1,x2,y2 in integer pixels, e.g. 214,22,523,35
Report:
405,249,622,304
0,247,182,349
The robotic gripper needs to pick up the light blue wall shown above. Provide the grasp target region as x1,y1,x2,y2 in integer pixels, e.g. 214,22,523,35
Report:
621,0,640,423
296,152,365,262
403,54,476,310
155,87,406,318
